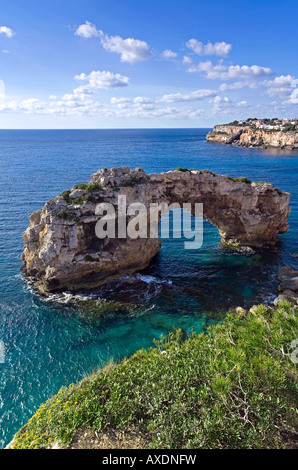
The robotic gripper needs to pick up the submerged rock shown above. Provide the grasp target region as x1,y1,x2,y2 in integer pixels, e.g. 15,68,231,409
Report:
22,167,291,295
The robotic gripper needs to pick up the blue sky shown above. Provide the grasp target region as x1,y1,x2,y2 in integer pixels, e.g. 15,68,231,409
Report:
0,0,297,128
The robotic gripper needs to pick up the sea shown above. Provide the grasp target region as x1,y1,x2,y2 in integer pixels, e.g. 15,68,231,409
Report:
0,128,297,447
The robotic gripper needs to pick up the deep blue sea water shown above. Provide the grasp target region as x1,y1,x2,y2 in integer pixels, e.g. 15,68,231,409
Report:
0,128,298,447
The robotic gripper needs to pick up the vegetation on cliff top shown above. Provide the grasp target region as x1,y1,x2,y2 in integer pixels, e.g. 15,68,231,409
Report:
10,301,297,449
225,118,298,131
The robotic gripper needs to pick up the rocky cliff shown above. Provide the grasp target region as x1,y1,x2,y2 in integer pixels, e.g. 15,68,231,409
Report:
22,167,291,295
206,125,298,149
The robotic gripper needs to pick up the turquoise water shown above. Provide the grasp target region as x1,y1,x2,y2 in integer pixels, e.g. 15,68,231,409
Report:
0,128,298,447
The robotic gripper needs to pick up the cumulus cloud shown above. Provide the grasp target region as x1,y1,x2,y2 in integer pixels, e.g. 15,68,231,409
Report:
75,21,101,38
209,95,249,115
286,89,298,104
263,75,298,100
266,87,294,99
0,26,15,38
0,70,130,116
75,21,152,64
161,49,177,59
188,60,273,80
211,95,230,105
54,70,130,106
186,39,232,57
159,89,218,103
100,34,152,63
265,74,298,88
74,70,130,89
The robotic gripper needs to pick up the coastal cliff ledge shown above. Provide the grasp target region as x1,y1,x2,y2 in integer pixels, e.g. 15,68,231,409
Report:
206,118,298,149
22,166,291,295
7,302,298,449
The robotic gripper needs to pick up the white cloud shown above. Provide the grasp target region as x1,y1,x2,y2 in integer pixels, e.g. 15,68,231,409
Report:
209,95,249,115
237,100,248,106
75,22,152,64
186,39,232,57
159,89,218,103
162,49,177,59
115,104,203,120
219,80,260,91
2,70,131,116
133,96,153,104
0,98,45,114
56,70,129,105
266,87,293,99
110,97,132,108
189,60,273,80
74,70,130,89
211,95,230,105
286,89,298,104
107,94,206,120
75,21,101,39
263,75,298,100
182,56,192,65
265,75,298,88
0,26,15,38
111,97,131,104
100,34,152,63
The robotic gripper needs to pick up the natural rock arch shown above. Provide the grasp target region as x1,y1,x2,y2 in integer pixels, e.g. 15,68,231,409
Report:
22,167,291,294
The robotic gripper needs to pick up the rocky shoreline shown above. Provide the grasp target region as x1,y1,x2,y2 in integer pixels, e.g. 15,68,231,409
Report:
206,123,298,149
22,167,291,295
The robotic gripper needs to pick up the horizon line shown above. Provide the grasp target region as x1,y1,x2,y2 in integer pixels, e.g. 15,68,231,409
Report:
0,127,214,131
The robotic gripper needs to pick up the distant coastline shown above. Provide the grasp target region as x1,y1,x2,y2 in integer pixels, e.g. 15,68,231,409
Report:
207,118,298,150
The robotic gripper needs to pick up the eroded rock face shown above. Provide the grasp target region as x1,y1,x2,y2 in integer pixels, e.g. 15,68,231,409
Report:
206,125,298,149
22,167,291,294
274,265,298,305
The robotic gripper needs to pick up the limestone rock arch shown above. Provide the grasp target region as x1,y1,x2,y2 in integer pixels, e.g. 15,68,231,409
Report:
22,167,291,294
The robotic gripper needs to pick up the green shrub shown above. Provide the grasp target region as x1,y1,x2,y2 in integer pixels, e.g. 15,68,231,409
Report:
84,255,98,262
282,124,296,133
229,177,251,184
76,182,102,191
121,175,147,187
70,195,102,205
60,190,71,203
53,210,80,222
